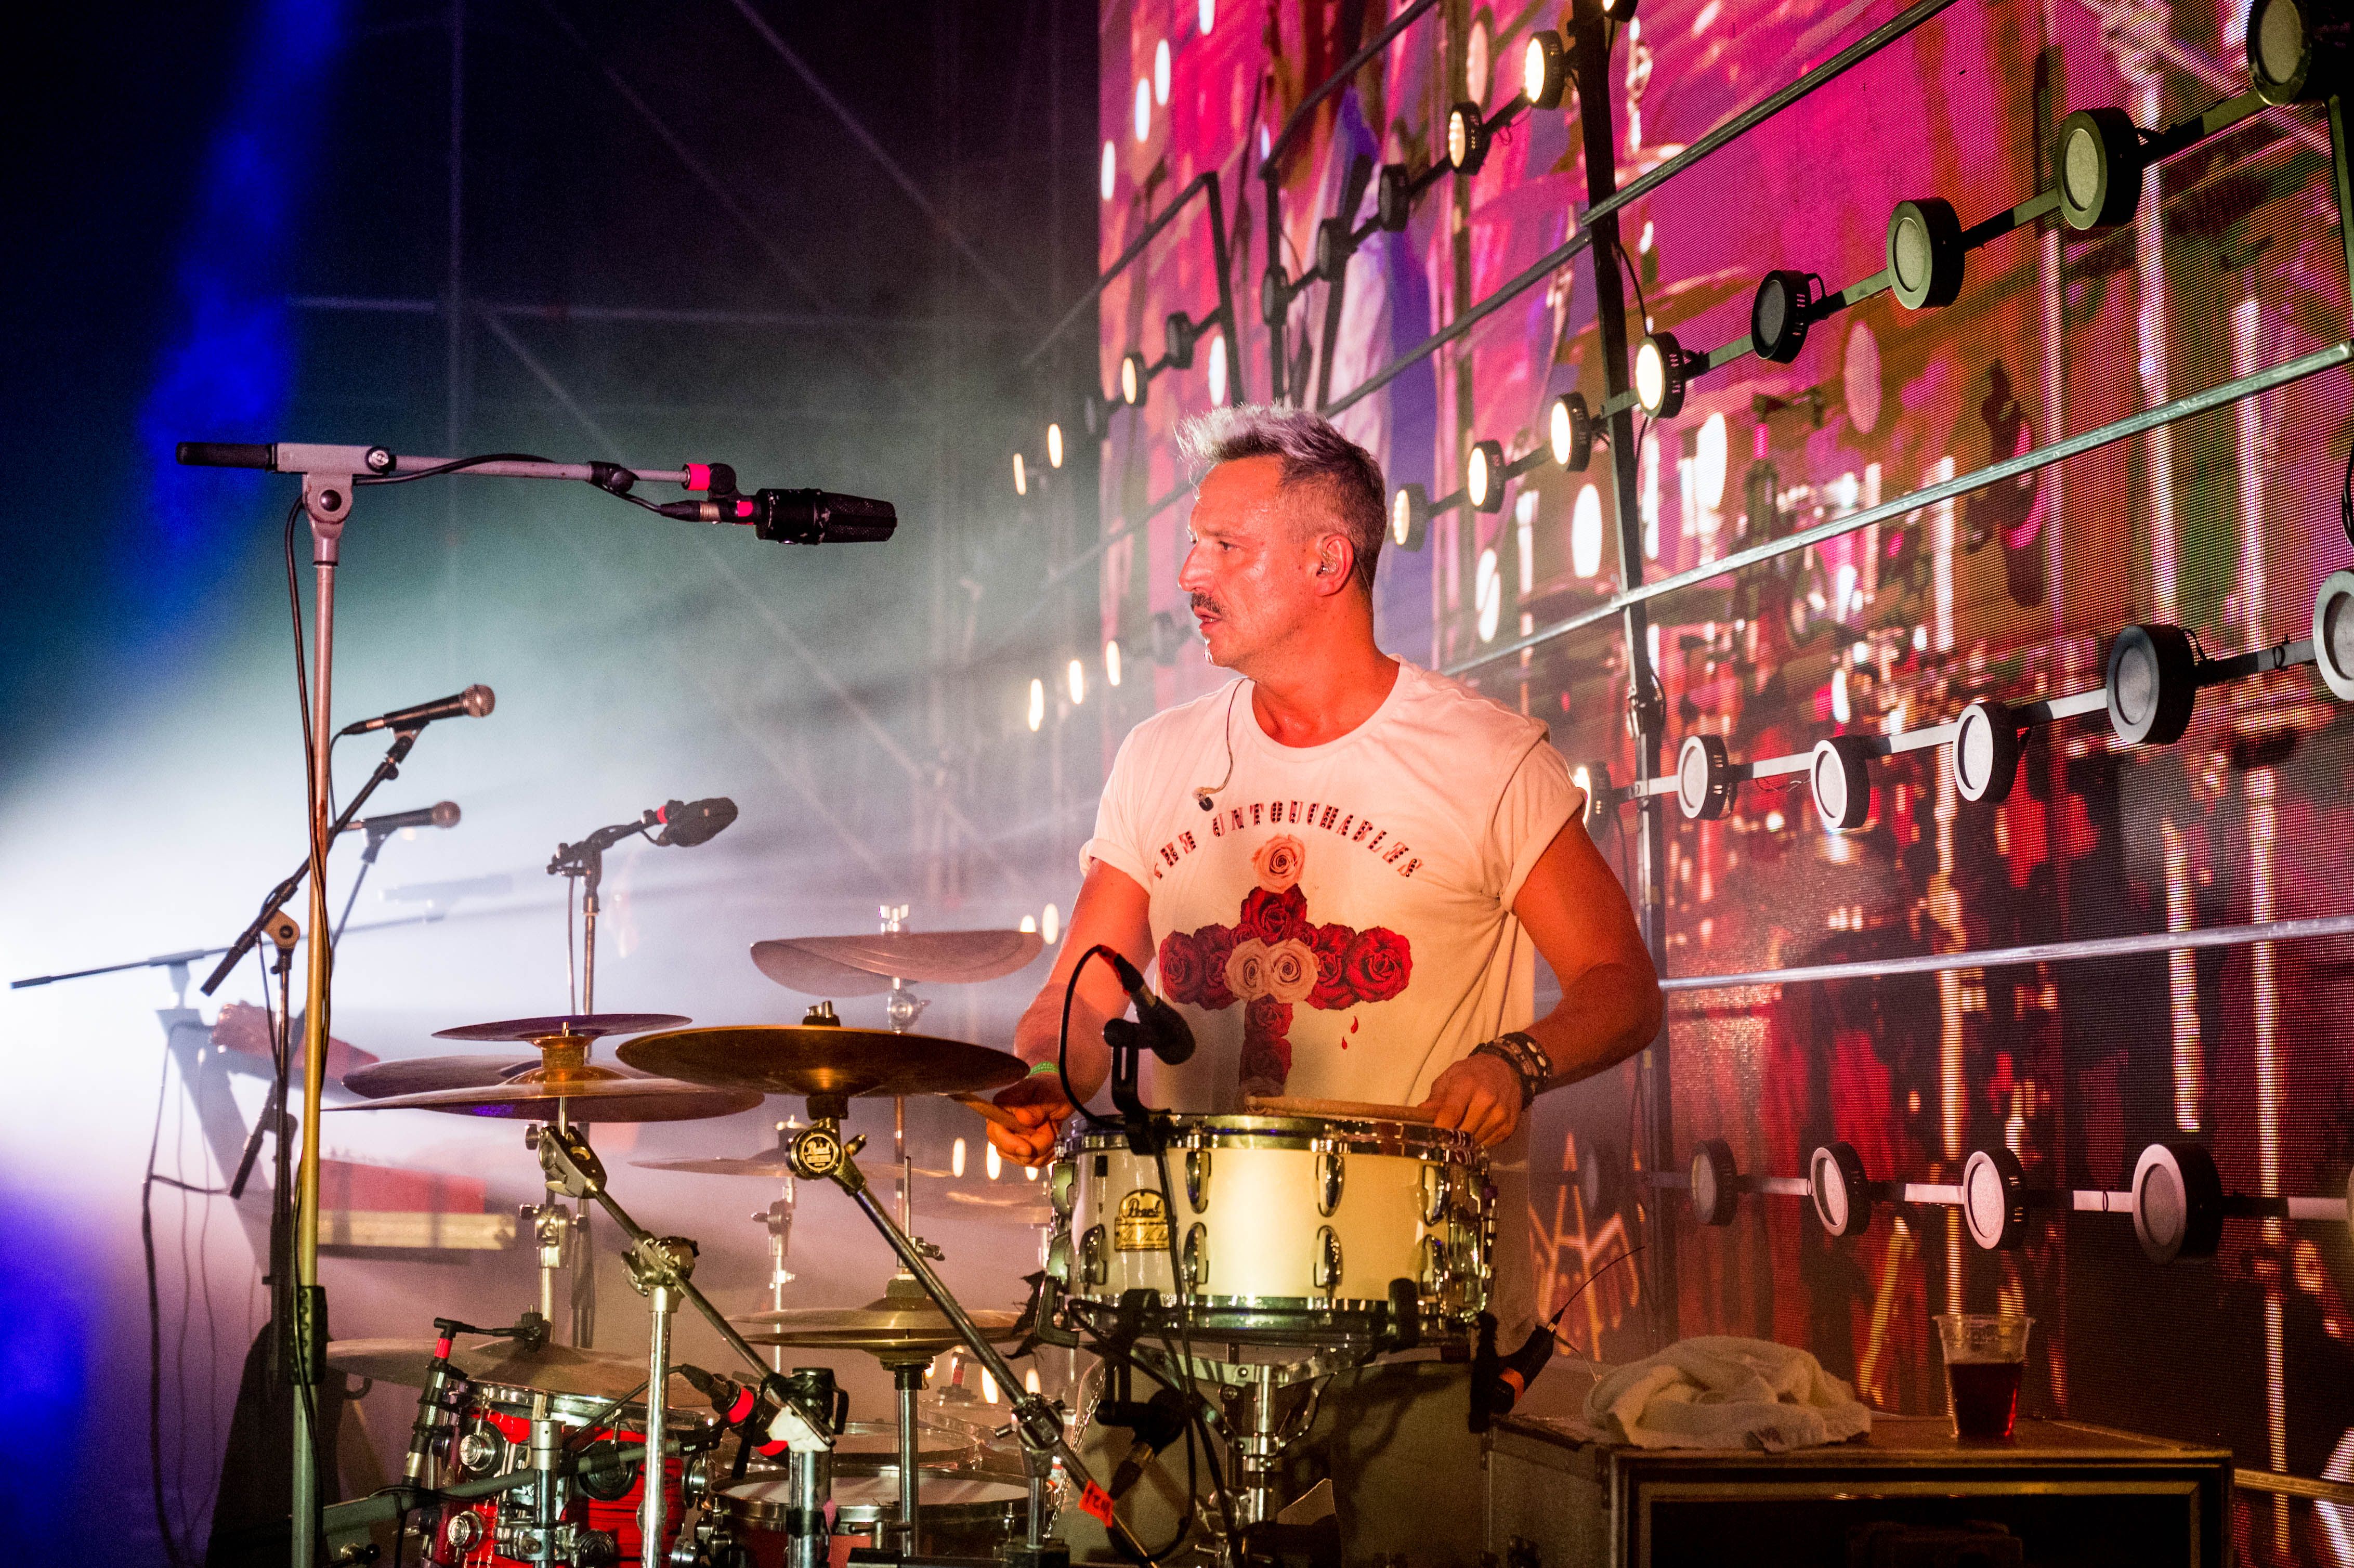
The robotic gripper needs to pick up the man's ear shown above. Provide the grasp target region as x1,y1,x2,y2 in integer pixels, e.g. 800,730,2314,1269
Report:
1313,534,1355,596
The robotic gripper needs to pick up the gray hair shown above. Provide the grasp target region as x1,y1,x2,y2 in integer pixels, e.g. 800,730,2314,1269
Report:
1174,405,1387,593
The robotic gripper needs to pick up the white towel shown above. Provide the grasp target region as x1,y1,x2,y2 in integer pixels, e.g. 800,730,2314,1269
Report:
1581,1336,1873,1452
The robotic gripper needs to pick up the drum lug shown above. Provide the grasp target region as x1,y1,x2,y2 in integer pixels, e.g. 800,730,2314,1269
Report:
1184,1148,1212,1213
1183,1222,1209,1288
1311,1226,1343,1293
1049,1159,1077,1217
1420,1234,1447,1291
1420,1162,1449,1225
1079,1224,1108,1288
1314,1151,1344,1217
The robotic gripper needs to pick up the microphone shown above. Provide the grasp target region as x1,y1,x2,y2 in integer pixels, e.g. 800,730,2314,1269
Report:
341,801,460,837
651,796,737,847
337,684,495,736
655,488,897,546
677,1365,792,1459
1103,949,1196,1065
1101,1385,1188,1498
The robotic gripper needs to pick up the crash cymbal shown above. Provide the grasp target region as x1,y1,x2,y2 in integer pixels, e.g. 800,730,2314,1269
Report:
342,1054,541,1099
920,1185,1052,1225
733,1292,1022,1353
618,1025,1027,1101
432,1012,691,1043
750,931,1042,996
328,1071,762,1122
634,1149,952,1180
326,1336,703,1407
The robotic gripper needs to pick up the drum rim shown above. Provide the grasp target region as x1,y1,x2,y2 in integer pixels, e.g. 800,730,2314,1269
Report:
1068,1113,1480,1157
464,1379,707,1432
717,1470,1028,1530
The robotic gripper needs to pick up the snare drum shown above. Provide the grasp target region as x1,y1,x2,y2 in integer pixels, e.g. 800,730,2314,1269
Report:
711,1471,1029,1568
1043,1111,1493,1345
430,1381,700,1567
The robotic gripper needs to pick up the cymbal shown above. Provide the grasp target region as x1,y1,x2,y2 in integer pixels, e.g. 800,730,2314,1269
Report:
432,1012,691,1042
920,1186,1052,1225
327,1069,762,1123
618,1026,1028,1100
325,1336,703,1407
343,1054,540,1099
632,1149,951,1180
733,1292,1022,1353
750,931,1042,996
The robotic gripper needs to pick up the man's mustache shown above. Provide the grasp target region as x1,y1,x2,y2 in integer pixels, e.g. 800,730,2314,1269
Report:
1191,593,1222,617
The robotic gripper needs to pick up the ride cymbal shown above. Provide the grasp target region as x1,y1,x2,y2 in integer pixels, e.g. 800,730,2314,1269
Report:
328,1073,761,1122
732,1296,1022,1353
618,1025,1027,1100
750,931,1042,996
342,1054,540,1099
326,1336,702,1406
432,1012,691,1042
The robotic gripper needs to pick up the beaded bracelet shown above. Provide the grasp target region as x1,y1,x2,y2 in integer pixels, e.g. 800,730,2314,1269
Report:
1471,1030,1554,1108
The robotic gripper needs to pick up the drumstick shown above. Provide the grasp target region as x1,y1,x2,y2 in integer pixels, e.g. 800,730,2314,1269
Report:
950,1092,1025,1131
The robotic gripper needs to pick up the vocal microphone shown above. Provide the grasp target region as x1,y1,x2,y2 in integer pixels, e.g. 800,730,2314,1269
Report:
651,796,737,847
340,801,461,837
1103,949,1196,1065
654,487,897,546
337,684,495,736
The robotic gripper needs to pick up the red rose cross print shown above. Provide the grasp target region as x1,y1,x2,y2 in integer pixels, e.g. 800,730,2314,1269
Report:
1153,834,1413,1096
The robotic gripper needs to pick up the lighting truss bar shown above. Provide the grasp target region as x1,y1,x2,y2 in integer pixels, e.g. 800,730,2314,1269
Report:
1022,171,1238,373
1652,1168,2345,1223
1326,0,1968,416
1448,338,2353,673
1656,910,2354,993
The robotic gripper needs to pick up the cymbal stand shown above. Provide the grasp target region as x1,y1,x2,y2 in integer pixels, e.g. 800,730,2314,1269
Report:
783,1101,1155,1568
752,1120,801,1372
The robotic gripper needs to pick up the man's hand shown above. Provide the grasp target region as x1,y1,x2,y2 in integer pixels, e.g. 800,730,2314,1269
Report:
1419,1052,1523,1146
988,1070,1077,1168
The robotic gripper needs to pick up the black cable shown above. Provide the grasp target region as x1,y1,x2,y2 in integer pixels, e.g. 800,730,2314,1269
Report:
351,451,556,486
1614,232,1651,333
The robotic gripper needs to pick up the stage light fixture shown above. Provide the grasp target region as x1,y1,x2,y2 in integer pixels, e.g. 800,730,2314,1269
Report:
1390,483,1430,551
1961,1146,2031,1251
1081,385,1113,440
1597,0,1639,20
2247,0,2348,103
1549,392,1597,472
1445,101,1490,175
1067,658,1087,706
1376,164,1413,231
1315,217,1354,280
1047,422,1065,469
1467,439,1507,512
1026,678,1045,732
1809,1141,1873,1238
1951,698,2021,804
2311,569,2354,700
1676,733,1736,820
1750,270,1821,364
1809,735,1875,831
1012,452,1028,496
2104,623,2199,746
1691,1139,1740,1226
1572,760,1612,824
1259,265,1289,325
2131,1140,2224,1263
1104,637,1123,687
1885,198,1965,310
1165,311,1199,370
1522,30,1571,109
2056,108,2146,230
1119,351,1147,408
1633,333,1690,417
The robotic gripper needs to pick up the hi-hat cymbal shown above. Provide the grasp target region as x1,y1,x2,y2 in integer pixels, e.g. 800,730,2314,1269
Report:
750,932,1042,997
343,1054,541,1099
733,1294,1022,1353
618,1026,1027,1100
326,1336,702,1407
433,1012,691,1042
328,1070,762,1122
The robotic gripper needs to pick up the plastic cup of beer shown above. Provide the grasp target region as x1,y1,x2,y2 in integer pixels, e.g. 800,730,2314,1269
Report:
1934,1313,2031,1440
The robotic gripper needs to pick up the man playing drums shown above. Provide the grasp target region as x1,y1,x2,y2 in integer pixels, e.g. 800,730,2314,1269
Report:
988,405,1662,1563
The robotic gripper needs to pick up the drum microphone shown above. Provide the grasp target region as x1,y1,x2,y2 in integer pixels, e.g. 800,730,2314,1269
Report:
336,684,495,736
1102,1385,1189,1498
677,1365,792,1459
1103,949,1196,1065
651,796,737,847
653,485,898,546
341,801,460,837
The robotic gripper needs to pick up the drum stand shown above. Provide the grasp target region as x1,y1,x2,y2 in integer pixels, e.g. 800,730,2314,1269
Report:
533,1122,844,1568
781,1095,1163,1568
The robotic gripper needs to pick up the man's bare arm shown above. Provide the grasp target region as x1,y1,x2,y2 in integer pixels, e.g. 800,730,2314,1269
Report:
986,860,1155,1165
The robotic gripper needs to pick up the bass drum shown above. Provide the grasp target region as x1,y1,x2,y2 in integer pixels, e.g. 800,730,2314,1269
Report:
1043,1109,1493,1346
710,1471,1029,1568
